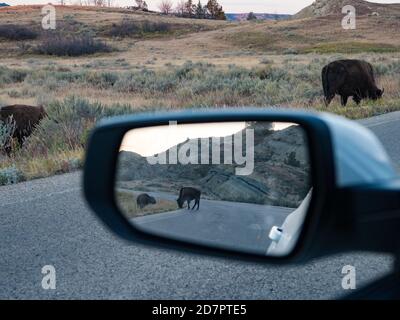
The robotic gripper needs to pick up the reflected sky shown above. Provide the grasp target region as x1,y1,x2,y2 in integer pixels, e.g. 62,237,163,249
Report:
120,122,294,156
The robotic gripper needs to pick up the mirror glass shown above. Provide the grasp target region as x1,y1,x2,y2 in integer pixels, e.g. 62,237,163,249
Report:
115,121,312,257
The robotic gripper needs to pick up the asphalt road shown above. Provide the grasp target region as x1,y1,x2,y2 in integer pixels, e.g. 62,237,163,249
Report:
1,111,399,299
132,191,292,255
358,111,400,170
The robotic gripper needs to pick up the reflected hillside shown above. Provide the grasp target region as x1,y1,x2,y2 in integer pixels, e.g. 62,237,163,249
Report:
116,123,311,208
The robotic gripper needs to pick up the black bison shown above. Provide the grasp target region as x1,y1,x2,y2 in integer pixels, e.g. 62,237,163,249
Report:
0,105,47,146
177,187,201,211
136,193,156,209
322,59,384,106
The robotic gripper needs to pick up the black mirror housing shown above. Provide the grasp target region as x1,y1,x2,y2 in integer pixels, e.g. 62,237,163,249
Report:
83,108,400,264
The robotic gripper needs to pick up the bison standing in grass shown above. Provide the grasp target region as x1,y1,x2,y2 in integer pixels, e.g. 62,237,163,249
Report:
322,59,384,106
0,105,48,154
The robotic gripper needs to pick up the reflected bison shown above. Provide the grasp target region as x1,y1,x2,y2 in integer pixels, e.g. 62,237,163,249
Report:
322,59,384,106
136,193,156,209
177,187,201,211
0,105,47,148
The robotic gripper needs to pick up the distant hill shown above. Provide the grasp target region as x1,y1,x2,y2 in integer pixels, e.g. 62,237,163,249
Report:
117,124,310,208
0,3,10,6
226,13,291,21
295,0,400,19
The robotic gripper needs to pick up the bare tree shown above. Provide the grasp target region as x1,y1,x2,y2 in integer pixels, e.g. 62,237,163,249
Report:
175,0,186,16
185,0,195,17
135,0,144,8
158,0,174,14
92,0,105,6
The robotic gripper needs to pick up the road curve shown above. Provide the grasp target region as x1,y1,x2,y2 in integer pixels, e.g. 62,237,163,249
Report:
0,112,399,299
132,192,292,255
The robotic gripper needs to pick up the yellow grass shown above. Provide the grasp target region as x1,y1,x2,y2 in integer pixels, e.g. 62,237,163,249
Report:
1,148,83,180
1,5,399,184
116,190,179,218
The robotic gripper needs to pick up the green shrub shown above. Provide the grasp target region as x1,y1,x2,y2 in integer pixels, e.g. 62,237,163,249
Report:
374,61,400,76
22,97,134,157
0,117,15,154
108,19,171,38
303,42,399,54
0,24,38,40
0,66,28,85
2,57,398,113
82,71,119,89
0,165,25,186
283,48,299,55
36,34,112,56
260,57,273,65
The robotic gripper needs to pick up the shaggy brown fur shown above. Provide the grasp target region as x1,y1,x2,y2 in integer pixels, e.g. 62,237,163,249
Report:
0,104,47,146
322,60,384,106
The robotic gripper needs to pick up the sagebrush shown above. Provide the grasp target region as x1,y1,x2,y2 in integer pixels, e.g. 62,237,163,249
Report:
0,24,38,40
35,34,112,57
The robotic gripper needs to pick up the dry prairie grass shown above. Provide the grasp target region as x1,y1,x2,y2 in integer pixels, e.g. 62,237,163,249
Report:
0,5,399,185
116,190,179,218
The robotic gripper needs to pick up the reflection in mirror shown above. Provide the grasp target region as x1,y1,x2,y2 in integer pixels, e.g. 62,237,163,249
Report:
115,121,312,257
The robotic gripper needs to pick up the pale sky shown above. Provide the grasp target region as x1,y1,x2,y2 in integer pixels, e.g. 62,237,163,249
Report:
6,0,400,14
120,122,293,156
120,122,246,156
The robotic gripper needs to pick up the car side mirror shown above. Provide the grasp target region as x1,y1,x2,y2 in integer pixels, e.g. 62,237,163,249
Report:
83,109,400,264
